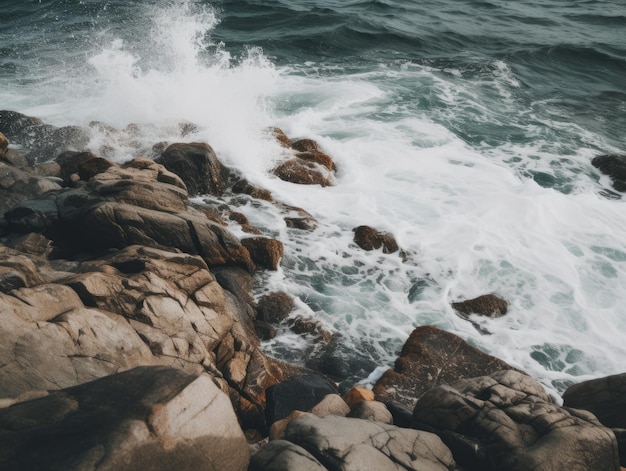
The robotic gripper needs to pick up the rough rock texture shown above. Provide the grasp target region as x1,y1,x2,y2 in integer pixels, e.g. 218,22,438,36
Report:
310,394,351,418
257,291,295,324
0,132,7,159
290,138,322,153
0,110,43,141
4,158,254,270
232,179,273,201
592,154,626,192
156,142,228,196
273,158,334,187
413,369,620,471
0,366,249,471
373,326,514,408
352,225,399,254
0,162,62,218
265,375,338,428
451,294,508,318
241,237,284,270
563,373,626,428
250,439,327,471
282,415,459,471
55,150,97,185
294,151,334,171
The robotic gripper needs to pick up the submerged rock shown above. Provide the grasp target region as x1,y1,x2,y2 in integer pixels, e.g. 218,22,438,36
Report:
273,158,335,187
0,366,250,471
592,154,626,192
373,325,514,408
413,369,620,471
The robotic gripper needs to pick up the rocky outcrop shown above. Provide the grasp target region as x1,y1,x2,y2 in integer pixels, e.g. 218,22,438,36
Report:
156,142,228,196
451,293,508,318
373,326,514,408
0,366,249,471
352,225,399,254
562,373,626,466
257,292,295,324
274,158,335,187
413,369,620,471
0,162,62,219
250,439,328,471
241,237,284,270
267,415,459,471
592,154,626,192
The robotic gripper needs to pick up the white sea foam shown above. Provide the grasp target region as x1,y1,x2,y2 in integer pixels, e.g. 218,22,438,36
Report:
6,0,626,395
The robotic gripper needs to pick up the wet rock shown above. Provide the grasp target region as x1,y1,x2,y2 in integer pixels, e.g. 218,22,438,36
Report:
156,142,228,196
212,266,256,306
451,293,508,318
373,325,514,408
250,439,327,471
269,127,291,148
0,132,7,158
254,320,277,340
0,162,62,218
290,138,322,153
593,154,626,192
273,158,334,187
55,150,97,185
294,151,334,171
0,110,43,141
287,316,332,343
413,369,620,471
283,415,459,471
232,179,273,201
257,292,295,324
0,366,249,471
241,237,284,270
352,225,399,254
77,156,115,181
281,204,317,230
26,124,91,164
265,374,338,428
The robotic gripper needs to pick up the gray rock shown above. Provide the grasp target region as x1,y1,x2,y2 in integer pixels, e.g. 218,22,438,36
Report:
348,400,393,424
412,369,620,471
310,394,350,418
250,439,327,471
0,366,249,471
284,415,458,471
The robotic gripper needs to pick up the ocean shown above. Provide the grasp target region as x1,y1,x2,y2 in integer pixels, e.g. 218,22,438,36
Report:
1,0,625,396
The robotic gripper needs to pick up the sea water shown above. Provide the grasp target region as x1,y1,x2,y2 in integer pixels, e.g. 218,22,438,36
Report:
1,0,625,396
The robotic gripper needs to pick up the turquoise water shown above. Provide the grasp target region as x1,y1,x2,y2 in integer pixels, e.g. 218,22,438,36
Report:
1,0,626,393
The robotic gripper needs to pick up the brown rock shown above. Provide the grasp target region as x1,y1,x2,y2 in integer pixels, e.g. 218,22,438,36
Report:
413,370,620,471
55,150,97,185
269,127,291,147
241,237,284,270
0,132,7,158
273,158,334,187
452,293,509,318
77,156,114,181
290,138,321,153
294,151,334,171
280,204,317,231
353,225,399,254
309,393,351,418
156,142,228,196
287,316,332,343
268,410,313,441
344,386,375,407
257,292,294,324
0,366,250,471
348,400,393,424
231,179,273,201
373,325,514,408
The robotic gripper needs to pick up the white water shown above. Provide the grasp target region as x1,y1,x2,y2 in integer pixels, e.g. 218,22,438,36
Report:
5,1,626,396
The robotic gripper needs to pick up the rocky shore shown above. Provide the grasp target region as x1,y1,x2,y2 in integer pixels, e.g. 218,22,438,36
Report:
1,110,625,470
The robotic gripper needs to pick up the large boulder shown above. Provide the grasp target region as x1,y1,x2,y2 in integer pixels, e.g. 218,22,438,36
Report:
241,237,284,270
0,162,62,218
373,326,514,408
562,373,626,466
279,415,459,471
156,142,228,196
257,292,295,324
250,440,327,471
413,369,620,471
592,154,626,192
265,375,338,428
0,366,249,471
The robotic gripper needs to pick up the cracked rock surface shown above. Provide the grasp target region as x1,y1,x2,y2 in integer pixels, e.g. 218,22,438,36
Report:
412,369,620,471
